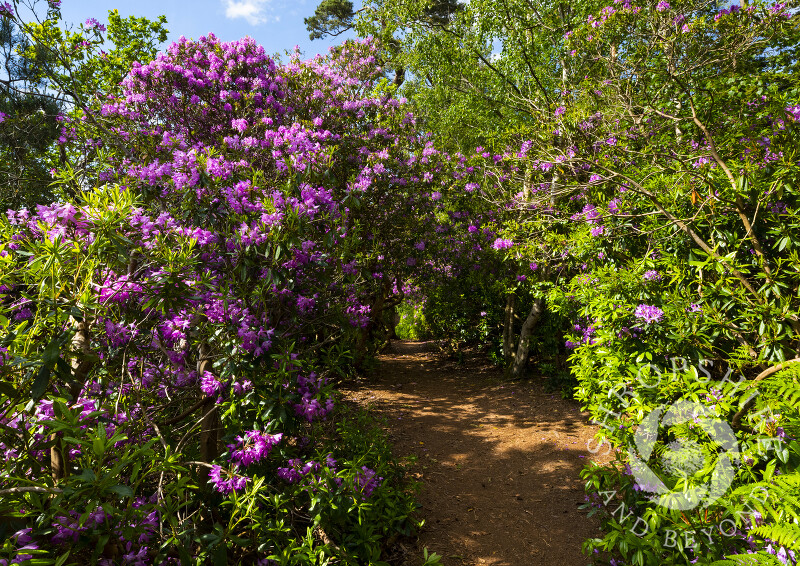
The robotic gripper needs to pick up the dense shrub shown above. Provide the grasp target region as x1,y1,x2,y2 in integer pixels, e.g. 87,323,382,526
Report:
0,35,437,564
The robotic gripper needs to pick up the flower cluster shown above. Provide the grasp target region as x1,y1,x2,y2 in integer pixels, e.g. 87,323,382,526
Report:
84,17,106,31
492,238,513,250
634,304,664,324
0,33,453,563
566,320,597,349
229,430,282,467
354,466,383,499
209,465,249,494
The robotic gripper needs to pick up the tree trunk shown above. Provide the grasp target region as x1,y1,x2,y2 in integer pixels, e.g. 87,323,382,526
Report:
508,298,545,379
355,283,387,369
52,319,95,481
502,293,516,364
386,305,398,339
50,434,67,482
70,320,94,398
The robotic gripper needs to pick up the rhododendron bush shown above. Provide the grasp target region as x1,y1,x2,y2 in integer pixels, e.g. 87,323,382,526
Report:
492,1,800,564
334,0,800,563
0,35,443,564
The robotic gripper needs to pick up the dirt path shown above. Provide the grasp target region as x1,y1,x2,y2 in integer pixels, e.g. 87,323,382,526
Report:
341,340,611,566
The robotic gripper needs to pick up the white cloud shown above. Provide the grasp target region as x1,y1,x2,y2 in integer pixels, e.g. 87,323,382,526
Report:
223,0,275,25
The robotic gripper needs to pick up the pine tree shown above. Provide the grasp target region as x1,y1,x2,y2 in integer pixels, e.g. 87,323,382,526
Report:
0,16,61,209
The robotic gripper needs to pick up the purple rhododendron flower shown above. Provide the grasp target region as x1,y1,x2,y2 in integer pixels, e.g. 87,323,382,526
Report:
200,371,224,397
230,430,282,467
492,238,513,250
276,458,322,484
85,18,106,31
643,270,661,281
355,466,383,499
296,294,316,313
634,304,664,324
208,465,248,494
581,204,601,224
232,380,253,395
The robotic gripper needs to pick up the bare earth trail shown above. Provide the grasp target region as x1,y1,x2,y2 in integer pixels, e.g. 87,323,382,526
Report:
341,340,611,566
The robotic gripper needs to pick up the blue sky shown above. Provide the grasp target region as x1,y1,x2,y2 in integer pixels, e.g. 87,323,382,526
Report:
57,0,356,59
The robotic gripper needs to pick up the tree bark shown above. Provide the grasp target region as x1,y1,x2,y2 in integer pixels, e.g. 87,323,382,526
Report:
355,282,387,369
502,293,516,364
70,320,94,398
50,434,67,482
386,305,398,339
52,319,95,481
508,298,545,379
523,162,533,201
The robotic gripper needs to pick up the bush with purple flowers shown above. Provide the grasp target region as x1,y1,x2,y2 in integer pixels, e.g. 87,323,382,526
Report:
0,33,429,565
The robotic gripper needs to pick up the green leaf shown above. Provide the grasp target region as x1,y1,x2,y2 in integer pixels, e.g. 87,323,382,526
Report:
764,459,777,481
107,484,134,498
92,436,105,458
77,468,97,482
55,357,72,380
91,534,110,562
42,335,61,366
0,380,17,398
32,364,51,400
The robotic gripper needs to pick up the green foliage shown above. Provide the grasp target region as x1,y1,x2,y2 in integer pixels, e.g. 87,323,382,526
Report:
395,301,431,341
0,15,61,208
20,9,169,101
305,0,355,40
0,3,169,208
421,547,443,565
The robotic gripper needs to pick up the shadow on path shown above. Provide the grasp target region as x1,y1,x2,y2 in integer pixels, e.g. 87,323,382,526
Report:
342,340,612,566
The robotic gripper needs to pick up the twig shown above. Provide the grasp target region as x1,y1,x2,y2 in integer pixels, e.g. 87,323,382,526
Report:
0,486,62,495
159,396,212,427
